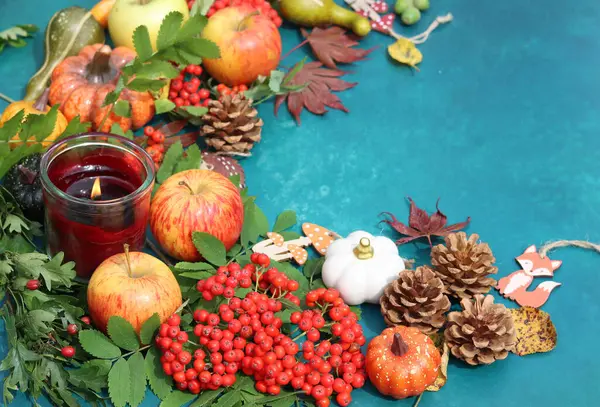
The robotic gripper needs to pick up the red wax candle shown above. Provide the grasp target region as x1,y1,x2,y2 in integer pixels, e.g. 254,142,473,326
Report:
40,134,154,278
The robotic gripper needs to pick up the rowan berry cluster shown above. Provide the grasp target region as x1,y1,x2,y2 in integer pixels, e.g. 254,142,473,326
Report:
168,64,213,108
155,256,365,406
143,126,166,168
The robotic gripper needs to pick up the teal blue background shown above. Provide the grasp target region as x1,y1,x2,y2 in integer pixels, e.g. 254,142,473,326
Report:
2,0,600,406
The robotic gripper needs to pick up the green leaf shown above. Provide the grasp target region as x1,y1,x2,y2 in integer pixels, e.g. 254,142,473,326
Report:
103,90,120,106
310,278,327,290
157,142,184,183
136,60,180,79
140,313,161,345
273,261,309,293
127,78,167,92
190,389,221,407
235,287,253,298
175,262,215,271
160,391,196,407
107,316,140,351
177,14,208,41
178,37,220,59
133,25,153,61
228,174,241,189
79,330,121,359
241,201,269,247
180,105,208,117
109,123,134,140
269,70,286,93
128,352,147,407
280,231,301,240
57,116,90,140
68,360,112,393
190,0,216,16
192,232,227,266
178,271,214,280
108,358,131,407
283,58,307,86
113,100,131,118
275,309,293,324
155,99,176,114
273,210,297,232
279,298,302,312
175,144,202,173
303,258,324,279
146,347,172,400
213,390,241,407
157,11,184,50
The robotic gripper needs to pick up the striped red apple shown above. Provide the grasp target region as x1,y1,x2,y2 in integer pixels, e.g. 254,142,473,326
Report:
150,169,244,261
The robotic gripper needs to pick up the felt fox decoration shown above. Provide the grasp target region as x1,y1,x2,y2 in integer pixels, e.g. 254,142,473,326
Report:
496,245,562,308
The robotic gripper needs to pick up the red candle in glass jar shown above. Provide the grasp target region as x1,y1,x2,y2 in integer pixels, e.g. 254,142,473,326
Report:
40,133,154,278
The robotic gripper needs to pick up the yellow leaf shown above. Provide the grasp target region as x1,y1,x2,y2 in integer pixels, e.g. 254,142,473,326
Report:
388,38,423,69
426,332,448,392
510,307,557,356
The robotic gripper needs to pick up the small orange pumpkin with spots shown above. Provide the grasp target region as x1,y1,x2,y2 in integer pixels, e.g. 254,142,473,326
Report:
366,326,441,399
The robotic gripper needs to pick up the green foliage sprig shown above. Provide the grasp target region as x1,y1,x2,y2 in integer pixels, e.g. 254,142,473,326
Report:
0,24,37,54
99,11,220,129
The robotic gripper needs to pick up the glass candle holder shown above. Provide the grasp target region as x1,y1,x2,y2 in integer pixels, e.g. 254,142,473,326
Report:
40,133,155,278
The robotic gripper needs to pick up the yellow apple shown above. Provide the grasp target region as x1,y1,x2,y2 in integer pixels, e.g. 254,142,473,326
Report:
87,248,182,333
108,0,190,51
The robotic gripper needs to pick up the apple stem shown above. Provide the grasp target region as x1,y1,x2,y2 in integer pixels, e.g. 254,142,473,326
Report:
124,244,133,278
236,11,260,31
178,181,194,195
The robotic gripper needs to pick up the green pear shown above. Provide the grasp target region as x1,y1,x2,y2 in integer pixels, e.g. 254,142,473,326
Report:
279,0,371,36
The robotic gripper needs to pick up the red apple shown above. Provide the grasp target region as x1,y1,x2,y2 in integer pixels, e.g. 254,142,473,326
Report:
150,169,244,261
201,5,282,86
87,249,182,333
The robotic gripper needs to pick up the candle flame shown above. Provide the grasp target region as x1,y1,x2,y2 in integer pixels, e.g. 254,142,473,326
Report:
91,177,102,200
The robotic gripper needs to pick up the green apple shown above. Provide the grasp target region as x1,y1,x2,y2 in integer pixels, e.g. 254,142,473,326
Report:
108,0,190,51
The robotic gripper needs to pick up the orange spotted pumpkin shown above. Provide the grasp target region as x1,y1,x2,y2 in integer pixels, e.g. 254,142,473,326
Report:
366,326,441,399
49,44,154,133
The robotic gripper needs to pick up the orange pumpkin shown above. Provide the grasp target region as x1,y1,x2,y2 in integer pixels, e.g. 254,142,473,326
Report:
49,44,155,133
366,326,441,399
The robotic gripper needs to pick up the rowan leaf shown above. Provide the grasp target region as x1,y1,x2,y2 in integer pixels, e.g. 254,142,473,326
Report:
155,99,176,114
189,390,221,407
157,11,184,50
274,61,356,125
133,25,153,61
113,100,131,118
140,313,161,345
192,232,227,266
108,358,130,407
78,330,121,359
145,348,172,400
107,316,140,351
128,352,147,407
302,27,374,69
159,391,196,407
273,210,297,232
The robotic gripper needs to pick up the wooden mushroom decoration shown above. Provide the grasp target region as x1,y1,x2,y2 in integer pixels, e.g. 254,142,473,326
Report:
288,244,308,265
267,232,285,247
302,223,337,255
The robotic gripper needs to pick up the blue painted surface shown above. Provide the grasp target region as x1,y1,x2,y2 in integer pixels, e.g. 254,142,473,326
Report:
1,0,600,406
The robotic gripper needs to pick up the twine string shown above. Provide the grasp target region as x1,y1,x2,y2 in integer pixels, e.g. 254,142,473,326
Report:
539,240,600,258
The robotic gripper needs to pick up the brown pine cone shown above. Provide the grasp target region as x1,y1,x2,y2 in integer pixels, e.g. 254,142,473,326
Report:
201,94,263,155
430,232,497,299
380,266,451,335
445,294,516,365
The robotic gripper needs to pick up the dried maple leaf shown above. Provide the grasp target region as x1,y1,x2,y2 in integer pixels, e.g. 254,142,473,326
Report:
301,27,375,69
510,307,557,356
274,61,356,125
380,198,471,246
426,332,449,392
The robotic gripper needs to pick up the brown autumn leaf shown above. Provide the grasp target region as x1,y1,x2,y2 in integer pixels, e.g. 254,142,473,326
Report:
301,27,375,69
427,332,449,392
380,198,471,246
510,307,557,356
274,61,356,125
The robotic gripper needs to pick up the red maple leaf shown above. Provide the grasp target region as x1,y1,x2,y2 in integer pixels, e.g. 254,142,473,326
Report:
274,61,356,124
380,198,471,246
301,27,375,69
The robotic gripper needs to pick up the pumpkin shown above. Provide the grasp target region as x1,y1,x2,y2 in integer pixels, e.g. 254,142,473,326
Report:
322,231,405,305
0,89,68,148
366,326,441,399
2,154,44,223
91,0,116,29
49,44,155,133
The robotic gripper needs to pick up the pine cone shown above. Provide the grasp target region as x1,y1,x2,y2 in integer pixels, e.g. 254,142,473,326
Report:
430,232,497,299
445,294,516,365
201,94,263,154
380,266,451,335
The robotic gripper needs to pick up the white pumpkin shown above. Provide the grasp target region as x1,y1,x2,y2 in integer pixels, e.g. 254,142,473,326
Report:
322,231,405,305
